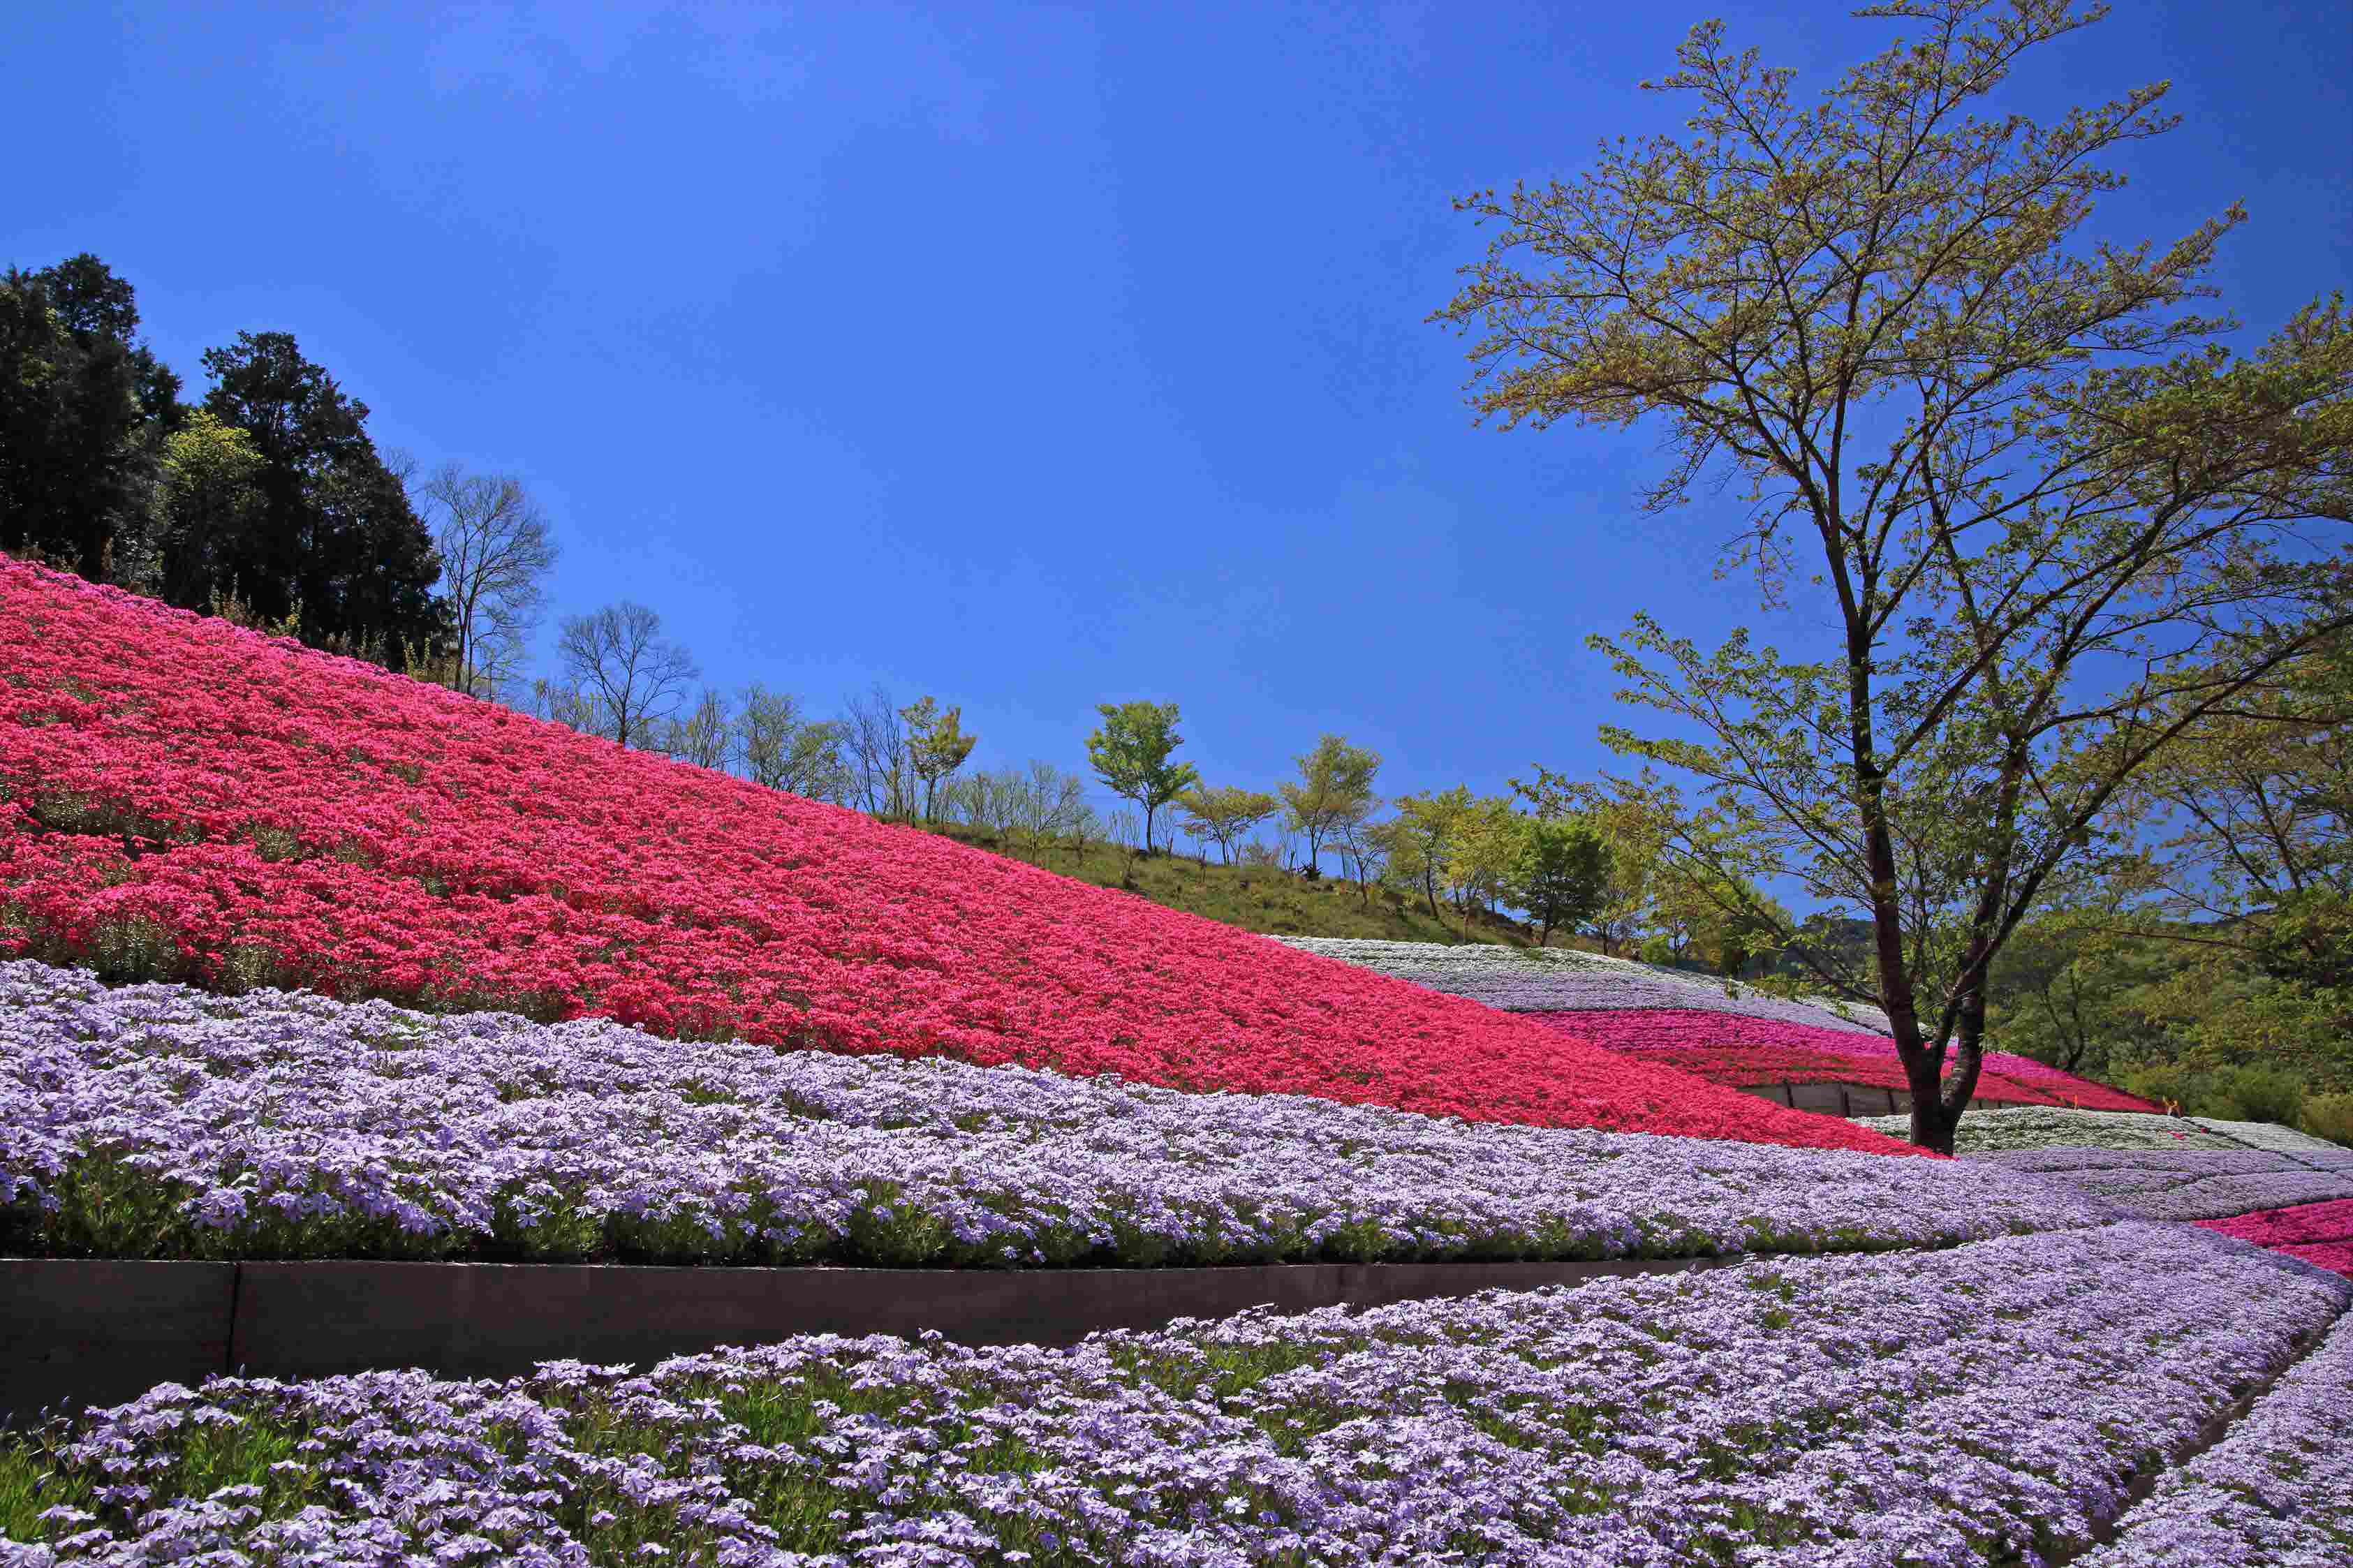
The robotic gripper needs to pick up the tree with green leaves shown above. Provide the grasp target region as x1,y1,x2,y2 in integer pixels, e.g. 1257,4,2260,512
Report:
1085,700,1201,855
901,696,978,821
200,330,447,663
735,683,856,803
0,255,180,579
1176,784,1281,865
1281,734,1381,873
1438,1,2352,1150
141,409,264,611
1384,786,1472,924
1512,816,1611,946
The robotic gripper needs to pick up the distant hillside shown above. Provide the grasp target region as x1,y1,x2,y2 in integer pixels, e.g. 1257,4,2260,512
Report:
920,822,1544,946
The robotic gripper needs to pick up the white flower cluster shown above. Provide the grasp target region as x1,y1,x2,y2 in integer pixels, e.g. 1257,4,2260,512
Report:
1850,1104,2344,1155
1276,938,1892,1035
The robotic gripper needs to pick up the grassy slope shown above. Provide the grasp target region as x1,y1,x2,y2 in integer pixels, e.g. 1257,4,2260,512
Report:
922,823,1543,946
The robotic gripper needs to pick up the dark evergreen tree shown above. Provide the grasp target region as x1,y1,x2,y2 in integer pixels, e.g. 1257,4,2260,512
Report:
200,331,446,662
0,255,178,577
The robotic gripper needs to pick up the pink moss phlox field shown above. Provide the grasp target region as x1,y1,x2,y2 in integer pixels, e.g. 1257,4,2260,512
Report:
0,563,1912,1155
1521,1009,2162,1112
1276,937,2155,1113
3,1224,2345,1564
2197,1199,2353,1280
3,961,2102,1266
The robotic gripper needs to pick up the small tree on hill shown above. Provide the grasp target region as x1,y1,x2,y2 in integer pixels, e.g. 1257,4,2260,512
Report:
555,602,699,749
1281,734,1380,873
1513,817,1611,946
1086,700,1201,855
1176,784,1281,864
900,696,978,822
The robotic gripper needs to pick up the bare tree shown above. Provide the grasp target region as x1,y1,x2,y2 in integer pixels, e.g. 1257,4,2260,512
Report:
844,684,914,818
521,674,610,738
661,686,733,770
736,683,856,802
553,602,699,749
413,462,558,700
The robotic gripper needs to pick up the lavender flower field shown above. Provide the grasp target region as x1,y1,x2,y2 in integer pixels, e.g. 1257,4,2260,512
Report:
3,1222,2345,1565
1851,1104,2347,1156
2081,1310,2353,1567
1975,1146,2353,1222
0,962,2107,1267
1273,937,1892,1032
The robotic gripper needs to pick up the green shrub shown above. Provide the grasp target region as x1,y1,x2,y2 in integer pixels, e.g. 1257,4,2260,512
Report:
2118,1060,2199,1113
2299,1091,2353,1149
2210,1063,2305,1125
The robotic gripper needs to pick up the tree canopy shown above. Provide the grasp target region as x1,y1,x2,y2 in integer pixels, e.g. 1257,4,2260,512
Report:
1438,0,2353,1150
1086,701,1201,855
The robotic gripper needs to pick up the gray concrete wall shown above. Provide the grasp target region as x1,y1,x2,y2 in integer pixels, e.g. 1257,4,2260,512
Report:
4,1254,1736,1421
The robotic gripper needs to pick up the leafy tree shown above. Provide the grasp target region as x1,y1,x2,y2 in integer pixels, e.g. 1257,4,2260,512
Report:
1281,734,1381,873
0,255,179,579
735,683,855,802
1086,700,1201,855
1438,1,2353,1150
521,674,610,737
1515,771,1672,956
201,331,446,663
554,601,699,748
1512,817,1610,945
1176,785,1280,864
139,409,264,610
1443,794,1525,919
1327,812,1389,903
900,696,977,821
411,462,558,700
1385,787,1473,923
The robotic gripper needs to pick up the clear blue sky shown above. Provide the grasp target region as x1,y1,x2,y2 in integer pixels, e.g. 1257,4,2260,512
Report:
8,0,2350,829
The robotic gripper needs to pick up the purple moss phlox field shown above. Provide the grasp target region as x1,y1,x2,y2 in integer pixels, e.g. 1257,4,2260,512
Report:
0,963,2106,1267
2081,1309,2353,1567
1973,1146,2353,1225
4,1224,2346,1565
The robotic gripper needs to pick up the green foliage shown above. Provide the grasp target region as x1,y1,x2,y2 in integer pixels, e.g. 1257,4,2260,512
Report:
1438,1,2353,1149
925,820,1534,946
1085,701,1201,855
1175,784,1279,864
0,254,179,581
899,697,978,821
2118,1060,2308,1126
200,330,448,664
2300,1093,2353,1149
1280,734,1380,871
1511,817,1609,945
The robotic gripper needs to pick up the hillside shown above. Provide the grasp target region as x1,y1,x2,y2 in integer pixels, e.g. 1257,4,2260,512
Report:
0,561,1909,1153
922,821,1541,945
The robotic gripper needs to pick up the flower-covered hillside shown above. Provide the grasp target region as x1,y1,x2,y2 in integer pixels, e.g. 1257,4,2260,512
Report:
1,962,2107,1265
1281,938,2158,1114
0,564,1907,1153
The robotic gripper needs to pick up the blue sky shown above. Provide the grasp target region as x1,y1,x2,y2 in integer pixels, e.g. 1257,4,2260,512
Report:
7,0,2350,832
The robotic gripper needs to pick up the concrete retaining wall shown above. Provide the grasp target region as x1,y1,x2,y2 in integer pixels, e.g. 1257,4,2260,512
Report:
3,1253,1736,1421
